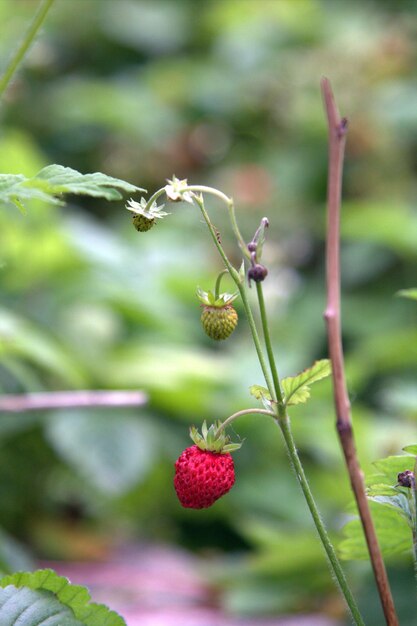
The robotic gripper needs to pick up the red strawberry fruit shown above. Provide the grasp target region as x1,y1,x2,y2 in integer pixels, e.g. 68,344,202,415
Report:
174,421,241,509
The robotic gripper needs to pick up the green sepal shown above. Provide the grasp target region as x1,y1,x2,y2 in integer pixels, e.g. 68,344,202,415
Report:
197,287,238,308
189,420,241,454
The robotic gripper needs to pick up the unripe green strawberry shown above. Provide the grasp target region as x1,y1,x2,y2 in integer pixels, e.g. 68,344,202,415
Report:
197,287,238,341
174,421,241,509
126,197,170,232
201,305,238,340
132,213,155,232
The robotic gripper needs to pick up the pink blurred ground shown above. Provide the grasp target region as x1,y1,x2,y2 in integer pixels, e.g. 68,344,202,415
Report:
41,544,340,626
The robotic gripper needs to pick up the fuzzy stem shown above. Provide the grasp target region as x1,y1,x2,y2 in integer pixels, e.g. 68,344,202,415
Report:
255,282,284,406
0,0,55,101
322,76,398,626
279,414,365,626
218,408,276,433
253,262,364,624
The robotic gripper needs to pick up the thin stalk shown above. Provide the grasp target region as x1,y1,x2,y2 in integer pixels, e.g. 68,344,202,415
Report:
193,194,276,400
185,185,250,259
253,263,364,624
214,269,229,299
0,0,55,101
279,415,365,626
217,407,276,433
255,282,284,405
322,77,398,625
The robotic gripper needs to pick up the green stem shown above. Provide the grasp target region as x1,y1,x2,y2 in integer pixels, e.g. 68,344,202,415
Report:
0,0,55,101
217,407,276,433
145,187,168,211
193,194,276,400
279,415,365,626
185,185,250,259
255,282,284,405
253,261,364,624
214,269,229,300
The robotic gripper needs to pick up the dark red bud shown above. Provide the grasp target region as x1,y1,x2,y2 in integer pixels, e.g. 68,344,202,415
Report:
247,242,257,253
397,470,415,488
248,264,268,284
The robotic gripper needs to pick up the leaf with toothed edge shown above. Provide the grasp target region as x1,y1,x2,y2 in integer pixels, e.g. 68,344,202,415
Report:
0,165,144,213
0,569,126,626
282,359,331,406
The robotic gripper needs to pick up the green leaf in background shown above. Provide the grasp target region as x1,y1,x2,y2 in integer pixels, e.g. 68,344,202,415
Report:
282,359,331,406
403,444,417,455
339,501,412,560
397,289,417,301
371,454,416,484
0,165,144,212
0,569,125,626
45,410,157,495
0,308,85,388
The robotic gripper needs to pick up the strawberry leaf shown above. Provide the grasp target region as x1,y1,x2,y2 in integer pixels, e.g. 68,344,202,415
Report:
282,359,331,406
339,500,412,560
0,165,143,212
0,569,126,625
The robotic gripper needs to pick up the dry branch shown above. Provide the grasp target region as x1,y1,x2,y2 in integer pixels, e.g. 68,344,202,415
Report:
0,390,148,412
322,77,399,626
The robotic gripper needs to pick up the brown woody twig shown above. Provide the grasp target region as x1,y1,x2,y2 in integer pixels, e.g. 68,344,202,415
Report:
322,77,399,626
0,390,147,412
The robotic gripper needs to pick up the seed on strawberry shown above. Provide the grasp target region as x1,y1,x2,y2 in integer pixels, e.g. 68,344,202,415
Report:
197,287,238,341
126,197,170,232
174,421,241,509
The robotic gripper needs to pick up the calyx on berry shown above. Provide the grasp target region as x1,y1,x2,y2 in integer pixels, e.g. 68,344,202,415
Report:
197,287,238,309
126,197,170,231
190,420,242,454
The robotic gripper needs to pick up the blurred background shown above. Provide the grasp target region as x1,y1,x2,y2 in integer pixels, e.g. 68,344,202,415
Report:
0,0,417,624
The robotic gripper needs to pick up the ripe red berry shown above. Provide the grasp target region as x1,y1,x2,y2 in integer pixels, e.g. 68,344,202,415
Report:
174,445,235,509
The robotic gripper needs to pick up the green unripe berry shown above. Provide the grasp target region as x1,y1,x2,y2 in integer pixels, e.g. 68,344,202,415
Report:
201,305,238,340
132,214,155,232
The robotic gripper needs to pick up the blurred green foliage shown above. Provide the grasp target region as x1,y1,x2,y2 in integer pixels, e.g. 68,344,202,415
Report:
1,0,417,623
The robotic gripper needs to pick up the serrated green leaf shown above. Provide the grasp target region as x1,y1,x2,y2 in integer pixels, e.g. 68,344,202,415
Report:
0,165,143,211
397,288,417,301
0,569,126,626
249,385,272,401
282,359,331,406
339,501,412,560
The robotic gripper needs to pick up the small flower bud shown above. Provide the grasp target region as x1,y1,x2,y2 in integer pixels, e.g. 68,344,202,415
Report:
248,263,268,285
397,470,414,488
247,242,257,253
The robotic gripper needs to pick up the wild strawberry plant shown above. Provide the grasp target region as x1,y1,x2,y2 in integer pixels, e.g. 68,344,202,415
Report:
0,1,415,626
